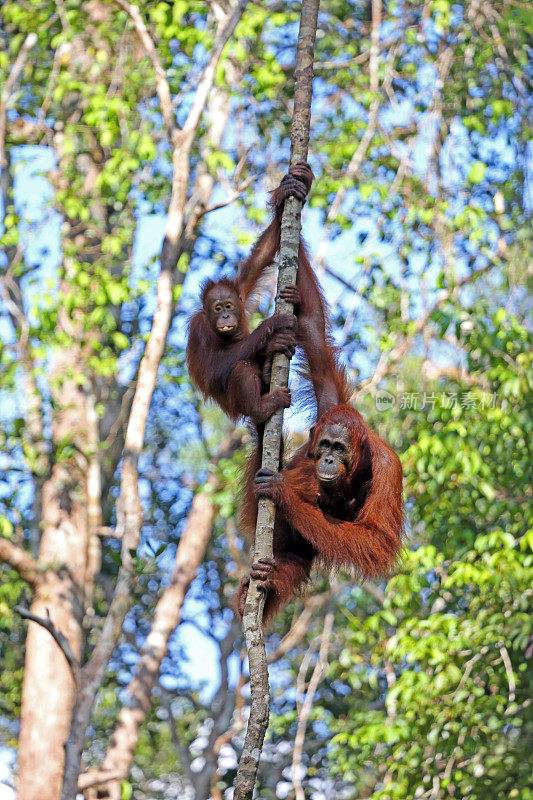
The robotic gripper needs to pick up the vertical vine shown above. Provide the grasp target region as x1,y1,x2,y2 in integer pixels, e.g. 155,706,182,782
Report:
233,1,320,797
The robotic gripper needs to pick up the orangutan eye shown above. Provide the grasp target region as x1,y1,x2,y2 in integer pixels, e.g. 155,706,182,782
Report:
225,302,234,310
214,303,222,312
319,439,330,450
333,442,346,453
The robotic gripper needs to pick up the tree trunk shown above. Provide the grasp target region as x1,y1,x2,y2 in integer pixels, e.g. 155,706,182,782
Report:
18,353,89,800
79,73,235,800
17,571,82,800
93,489,215,800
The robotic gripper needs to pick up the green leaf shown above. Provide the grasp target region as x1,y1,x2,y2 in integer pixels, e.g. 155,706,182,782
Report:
468,161,487,184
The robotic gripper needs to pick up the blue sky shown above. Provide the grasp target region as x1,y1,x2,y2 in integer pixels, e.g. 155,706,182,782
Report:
1,21,531,780
1,109,528,703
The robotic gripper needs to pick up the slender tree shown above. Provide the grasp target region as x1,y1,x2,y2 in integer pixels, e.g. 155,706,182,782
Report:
233,1,320,797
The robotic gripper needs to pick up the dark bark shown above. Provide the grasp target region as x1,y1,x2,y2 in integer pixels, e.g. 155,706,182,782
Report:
233,2,320,797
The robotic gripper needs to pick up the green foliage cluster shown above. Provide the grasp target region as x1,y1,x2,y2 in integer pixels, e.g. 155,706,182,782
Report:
326,315,532,799
0,572,26,727
0,0,531,797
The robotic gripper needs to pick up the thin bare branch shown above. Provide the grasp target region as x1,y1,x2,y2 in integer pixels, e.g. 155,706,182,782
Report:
268,592,331,664
363,580,386,605
235,2,319,796
421,361,484,388
89,481,217,792
443,651,484,699
0,539,40,587
112,0,177,140
14,605,79,680
352,262,496,401
384,660,397,722
196,175,257,218
325,265,357,291
291,611,334,800
162,691,196,788
295,638,320,716
314,3,398,273
0,33,38,168
499,645,516,706
181,0,249,140
77,770,124,791
316,31,401,70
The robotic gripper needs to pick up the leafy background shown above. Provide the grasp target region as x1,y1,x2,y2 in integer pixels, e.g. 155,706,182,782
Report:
0,1,531,798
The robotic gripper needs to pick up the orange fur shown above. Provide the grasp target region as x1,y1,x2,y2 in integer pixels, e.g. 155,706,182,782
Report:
238,406,403,623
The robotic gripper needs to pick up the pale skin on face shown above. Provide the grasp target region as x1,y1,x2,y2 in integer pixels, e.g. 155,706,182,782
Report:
206,288,241,335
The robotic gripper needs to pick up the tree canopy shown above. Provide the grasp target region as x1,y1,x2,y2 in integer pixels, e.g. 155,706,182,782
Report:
0,1,531,798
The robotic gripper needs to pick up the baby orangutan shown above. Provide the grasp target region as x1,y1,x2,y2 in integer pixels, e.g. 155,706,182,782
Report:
187,163,317,424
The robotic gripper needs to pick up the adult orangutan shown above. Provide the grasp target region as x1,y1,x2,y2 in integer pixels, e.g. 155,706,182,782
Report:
237,300,404,624
187,162,326,425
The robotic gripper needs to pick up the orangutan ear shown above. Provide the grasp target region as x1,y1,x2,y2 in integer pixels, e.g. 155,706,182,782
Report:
307,425,317,457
